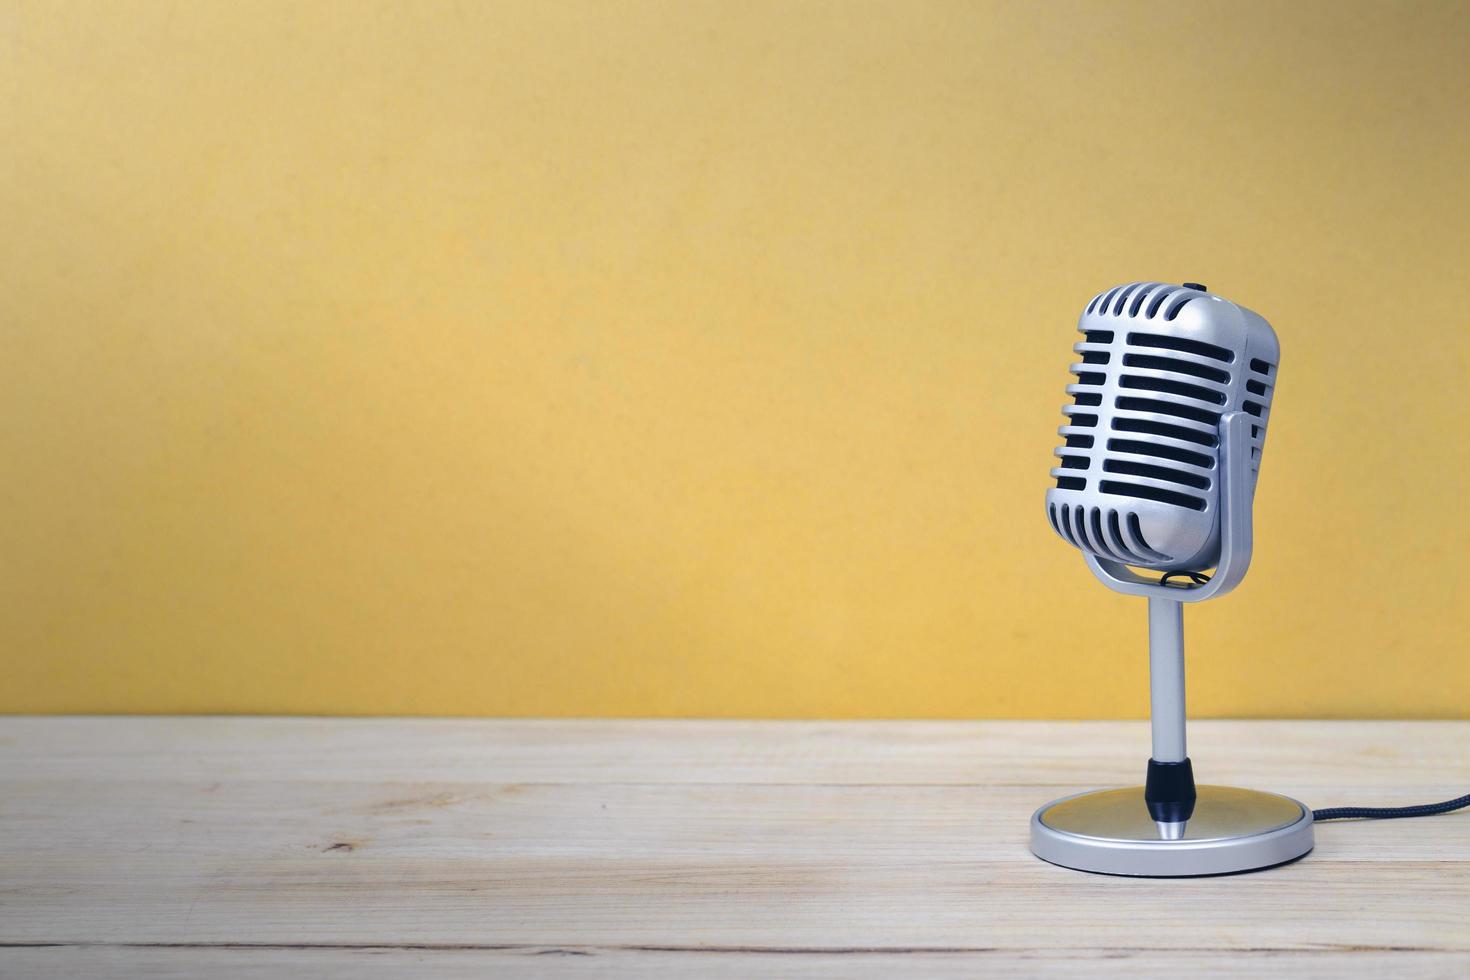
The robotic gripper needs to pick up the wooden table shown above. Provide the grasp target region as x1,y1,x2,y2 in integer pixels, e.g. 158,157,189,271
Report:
1,719,1467,977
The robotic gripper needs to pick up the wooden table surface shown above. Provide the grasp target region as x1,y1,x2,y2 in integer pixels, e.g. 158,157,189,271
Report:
1,718,1467,977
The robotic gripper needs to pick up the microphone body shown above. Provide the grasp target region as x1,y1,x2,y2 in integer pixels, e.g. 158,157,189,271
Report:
1045,282,1279,573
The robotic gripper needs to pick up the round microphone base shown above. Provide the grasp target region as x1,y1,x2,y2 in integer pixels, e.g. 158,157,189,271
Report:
1030,785,1314,877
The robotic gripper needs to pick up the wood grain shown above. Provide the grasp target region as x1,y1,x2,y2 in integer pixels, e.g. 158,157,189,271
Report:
0,719,1467,977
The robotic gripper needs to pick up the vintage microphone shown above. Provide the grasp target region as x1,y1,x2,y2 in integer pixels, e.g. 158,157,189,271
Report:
1029,281,1317,876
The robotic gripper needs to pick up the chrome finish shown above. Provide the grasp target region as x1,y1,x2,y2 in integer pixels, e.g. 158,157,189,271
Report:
1033,283,1301,879
1147,596,1186,762
1083,412,1254,602
1155,820,1186,841
1031,785,1314,877
1045,282,1280,572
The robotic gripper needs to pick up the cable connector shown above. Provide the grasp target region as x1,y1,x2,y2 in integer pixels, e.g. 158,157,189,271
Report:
1145,758,1197,839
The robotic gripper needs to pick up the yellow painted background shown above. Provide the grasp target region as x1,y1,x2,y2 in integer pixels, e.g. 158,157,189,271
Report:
3,0,1468,717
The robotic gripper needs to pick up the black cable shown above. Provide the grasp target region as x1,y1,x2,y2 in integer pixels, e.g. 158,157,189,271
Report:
1313,792,1470,822
1159,570,1210,587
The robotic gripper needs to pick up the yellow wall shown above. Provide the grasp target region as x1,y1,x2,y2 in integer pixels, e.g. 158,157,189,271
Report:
4,0,1469,717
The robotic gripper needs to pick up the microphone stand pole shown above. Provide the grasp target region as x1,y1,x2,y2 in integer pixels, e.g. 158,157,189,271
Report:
1147,596,1189,839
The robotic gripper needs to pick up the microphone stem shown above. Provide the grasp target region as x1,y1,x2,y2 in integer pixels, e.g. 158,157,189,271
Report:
1148,595,1187,762
1145,595,1195,840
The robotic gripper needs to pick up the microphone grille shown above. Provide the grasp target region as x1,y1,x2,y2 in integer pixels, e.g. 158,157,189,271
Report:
1047,282,1279,570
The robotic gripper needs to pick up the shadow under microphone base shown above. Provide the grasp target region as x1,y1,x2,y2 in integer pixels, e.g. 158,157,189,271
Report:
1030,412,1315,877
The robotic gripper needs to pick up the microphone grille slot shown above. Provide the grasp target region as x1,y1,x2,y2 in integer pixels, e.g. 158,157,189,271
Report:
1047,502,1164,565
1245,357,1277,471
1099,480,1207,511
1084,282,1203,322
1126,331,1234,363
1053,329,1113,491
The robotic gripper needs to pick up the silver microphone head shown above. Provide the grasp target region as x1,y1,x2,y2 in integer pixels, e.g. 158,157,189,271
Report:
1045,282,1280,572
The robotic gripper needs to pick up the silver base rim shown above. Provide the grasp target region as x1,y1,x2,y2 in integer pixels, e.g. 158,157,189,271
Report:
1031,785,1314,877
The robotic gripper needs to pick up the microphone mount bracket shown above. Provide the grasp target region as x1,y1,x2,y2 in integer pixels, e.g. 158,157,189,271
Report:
1082,412,1255,603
